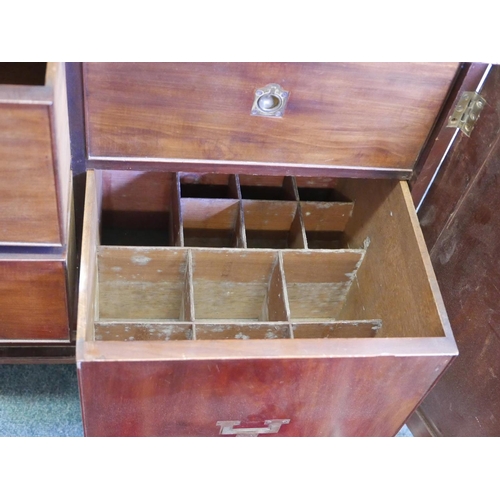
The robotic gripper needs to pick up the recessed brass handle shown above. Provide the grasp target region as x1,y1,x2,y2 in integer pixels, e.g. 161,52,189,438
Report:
217,419,290,436
251,84,289,118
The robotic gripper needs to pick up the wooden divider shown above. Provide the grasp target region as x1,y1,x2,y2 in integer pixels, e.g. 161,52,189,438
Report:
98,172,356,251
91,171,387,342
93,246,375,341
94,322,193,341
97,247,188,320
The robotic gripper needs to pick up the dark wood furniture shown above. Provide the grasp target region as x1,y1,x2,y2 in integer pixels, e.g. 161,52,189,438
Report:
73,63,459,436
407,63,500,437
0,63,74,361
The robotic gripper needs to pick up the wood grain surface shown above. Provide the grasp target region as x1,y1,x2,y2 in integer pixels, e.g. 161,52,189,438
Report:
0,63,71,247
0,259,69,341
0,104,61,245
410,63,489,208
83,63,459,177
336,179,452,341
47,62,72,246
79,354,452,436
409,64,500,436
76,165,457,436
98,247,188,320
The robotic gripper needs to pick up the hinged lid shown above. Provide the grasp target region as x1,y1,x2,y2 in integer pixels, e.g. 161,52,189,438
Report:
83,63,460,179
447,90,486,137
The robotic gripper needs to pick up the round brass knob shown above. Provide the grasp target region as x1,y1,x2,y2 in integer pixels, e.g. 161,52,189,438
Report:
257,94,281,111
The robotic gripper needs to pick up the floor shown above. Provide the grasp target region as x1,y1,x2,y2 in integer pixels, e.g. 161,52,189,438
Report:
0,363,413,437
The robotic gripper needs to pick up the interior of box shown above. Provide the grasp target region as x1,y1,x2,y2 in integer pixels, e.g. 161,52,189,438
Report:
89,170,445,342
0,63,47,86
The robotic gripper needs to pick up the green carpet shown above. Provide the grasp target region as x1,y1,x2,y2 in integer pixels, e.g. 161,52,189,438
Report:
0,364,83,437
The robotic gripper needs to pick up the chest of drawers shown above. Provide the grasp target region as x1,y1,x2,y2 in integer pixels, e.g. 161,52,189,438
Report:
74,63,459,436
0,63,74,344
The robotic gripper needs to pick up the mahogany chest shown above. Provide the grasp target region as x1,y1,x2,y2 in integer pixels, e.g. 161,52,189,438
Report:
0,63,74,347
4,62,460,436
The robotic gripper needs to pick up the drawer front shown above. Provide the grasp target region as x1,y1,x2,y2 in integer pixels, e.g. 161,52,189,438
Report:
0,104,61,245
0,259,69,341
0,62,71,247
79,355,451,437
83,62,459,177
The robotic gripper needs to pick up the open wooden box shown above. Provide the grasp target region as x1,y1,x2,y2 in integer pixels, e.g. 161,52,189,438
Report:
78,169,456,436
75,62,459,436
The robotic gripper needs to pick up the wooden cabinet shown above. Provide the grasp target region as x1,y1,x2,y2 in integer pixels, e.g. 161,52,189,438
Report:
74,63,460,436
407,63,500,437
0,63,74,344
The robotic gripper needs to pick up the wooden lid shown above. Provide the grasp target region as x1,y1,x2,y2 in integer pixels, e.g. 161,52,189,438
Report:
83,62,459,179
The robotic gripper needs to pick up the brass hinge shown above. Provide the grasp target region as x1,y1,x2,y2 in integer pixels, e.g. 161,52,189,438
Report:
447,91,486,137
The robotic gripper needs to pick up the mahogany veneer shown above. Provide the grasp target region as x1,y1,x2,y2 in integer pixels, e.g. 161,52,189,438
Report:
77,170,457,436
74,63,460,436
0,63,73,343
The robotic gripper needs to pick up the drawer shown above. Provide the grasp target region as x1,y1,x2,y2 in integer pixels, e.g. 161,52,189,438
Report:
82,62,459,178
0,252,70,341
0,62,71,247
0,63,74,344
76,170,457,436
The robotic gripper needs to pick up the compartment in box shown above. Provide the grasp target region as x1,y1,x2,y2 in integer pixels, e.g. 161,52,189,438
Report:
182,199,242,248
100,171,179,246
180,173,240,199
191,249,288,321
180,174,244,247
239,175,297,201
97,170,354,251
82,170,453,344
97,247,190,321
300,202,354,249
281,251,366,321
0,63,47,85
243,200,305,249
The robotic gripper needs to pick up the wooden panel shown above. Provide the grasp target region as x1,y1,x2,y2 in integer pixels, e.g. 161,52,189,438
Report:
79,354,451,436
191,249,277,320
300,202,354,232
409,65,500,437
48,62,72,246
83,63,459,176
0,344,75,364
0,103,60,245
94,322,193,341
282,250,365,320
418,66,500,249
196,323,291,340
98,247,188,320
292,321,381,339
101,170,175,215
182,199,239,230
243,201,297,231
76,169,100,345
0,259,69,341
410,63,489,208
337,179,452,340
